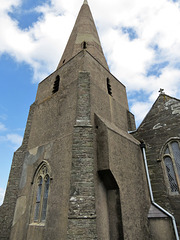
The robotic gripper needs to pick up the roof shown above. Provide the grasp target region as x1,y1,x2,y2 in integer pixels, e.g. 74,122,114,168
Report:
57,1,109,70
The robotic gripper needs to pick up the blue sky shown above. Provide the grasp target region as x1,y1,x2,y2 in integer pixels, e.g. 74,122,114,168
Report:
9,0,44,29
0,54,37,201
0,0,180,204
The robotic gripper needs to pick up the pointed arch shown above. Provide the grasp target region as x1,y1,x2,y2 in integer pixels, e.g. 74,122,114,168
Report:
31,161,51,223
31,161,51,185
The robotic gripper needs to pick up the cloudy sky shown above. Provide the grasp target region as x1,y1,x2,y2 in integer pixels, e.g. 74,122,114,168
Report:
0,0,180,204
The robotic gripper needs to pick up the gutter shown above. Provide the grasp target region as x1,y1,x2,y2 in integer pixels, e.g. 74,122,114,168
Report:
140,142,179,240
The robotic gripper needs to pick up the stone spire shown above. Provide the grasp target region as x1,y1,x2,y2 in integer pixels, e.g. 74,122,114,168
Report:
57,1,109,70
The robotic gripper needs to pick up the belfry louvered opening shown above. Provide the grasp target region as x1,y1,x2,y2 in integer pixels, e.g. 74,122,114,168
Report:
82,41,87,49
52,75,60,94
107,78,112,96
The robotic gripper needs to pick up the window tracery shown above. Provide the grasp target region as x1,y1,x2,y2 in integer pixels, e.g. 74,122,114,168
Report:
32,163,50,224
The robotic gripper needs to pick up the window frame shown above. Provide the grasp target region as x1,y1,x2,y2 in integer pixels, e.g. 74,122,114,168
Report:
31,162,51,225
162,138,180,195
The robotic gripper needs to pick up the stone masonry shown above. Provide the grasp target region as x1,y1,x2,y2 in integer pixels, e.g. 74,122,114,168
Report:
0,1,178,239
67,72,97,239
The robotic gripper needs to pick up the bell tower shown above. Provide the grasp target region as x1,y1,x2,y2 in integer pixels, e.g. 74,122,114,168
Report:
0,1,176,240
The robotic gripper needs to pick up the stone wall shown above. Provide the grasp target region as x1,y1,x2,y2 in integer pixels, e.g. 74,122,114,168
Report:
133,94,180,235
67,72,98,239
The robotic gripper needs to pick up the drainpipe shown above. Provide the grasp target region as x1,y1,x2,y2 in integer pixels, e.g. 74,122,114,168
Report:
140,142,179,240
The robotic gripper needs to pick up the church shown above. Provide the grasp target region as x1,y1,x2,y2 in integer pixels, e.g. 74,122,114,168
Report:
0,1,180,239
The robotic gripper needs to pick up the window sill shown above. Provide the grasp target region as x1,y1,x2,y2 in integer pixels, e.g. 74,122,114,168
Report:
29,222,45,227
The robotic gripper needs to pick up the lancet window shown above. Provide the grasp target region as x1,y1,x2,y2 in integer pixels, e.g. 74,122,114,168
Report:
32,162,50,223
163,140,180,194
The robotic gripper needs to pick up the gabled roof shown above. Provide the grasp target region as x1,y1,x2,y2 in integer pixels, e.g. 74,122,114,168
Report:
57,1,109,70
136,93,180,132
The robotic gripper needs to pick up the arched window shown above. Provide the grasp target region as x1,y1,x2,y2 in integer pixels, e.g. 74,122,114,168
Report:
32,163,51,223
163,140,180,194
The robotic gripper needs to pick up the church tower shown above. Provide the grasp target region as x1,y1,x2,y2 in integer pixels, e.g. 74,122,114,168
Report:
0,1,177,239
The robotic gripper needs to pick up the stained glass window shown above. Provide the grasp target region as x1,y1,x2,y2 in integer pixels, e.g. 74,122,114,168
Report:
32,164,50,223
171,142,180,179
164,156,178,193
34,176,43,221
163,140,180,194
41,175,50,221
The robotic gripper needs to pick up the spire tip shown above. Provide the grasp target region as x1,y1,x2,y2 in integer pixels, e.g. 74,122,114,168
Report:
83,0,88,5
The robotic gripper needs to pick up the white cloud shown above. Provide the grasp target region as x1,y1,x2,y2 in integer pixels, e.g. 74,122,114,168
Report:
131,101,152,124
0,0,76,82
0,133,23,149
0,114,7,121
0,0,21,12
6,134,23,146
0,122,7,131
0,120,22,146
0,0,180,123
0,188,5,206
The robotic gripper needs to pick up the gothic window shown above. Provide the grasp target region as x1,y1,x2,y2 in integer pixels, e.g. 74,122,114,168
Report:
32,163,50,223
52,75,60,94
163,140,180,194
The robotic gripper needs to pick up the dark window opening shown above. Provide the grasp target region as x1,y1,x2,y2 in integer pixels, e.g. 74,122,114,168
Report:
63,59,65,63
82,41,87,49
107,78,112,96
52,75,60,94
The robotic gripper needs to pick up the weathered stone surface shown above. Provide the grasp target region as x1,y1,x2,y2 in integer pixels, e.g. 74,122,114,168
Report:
57,3,109,70
0,1,177,239
67,72,97,239
133,93,180,235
